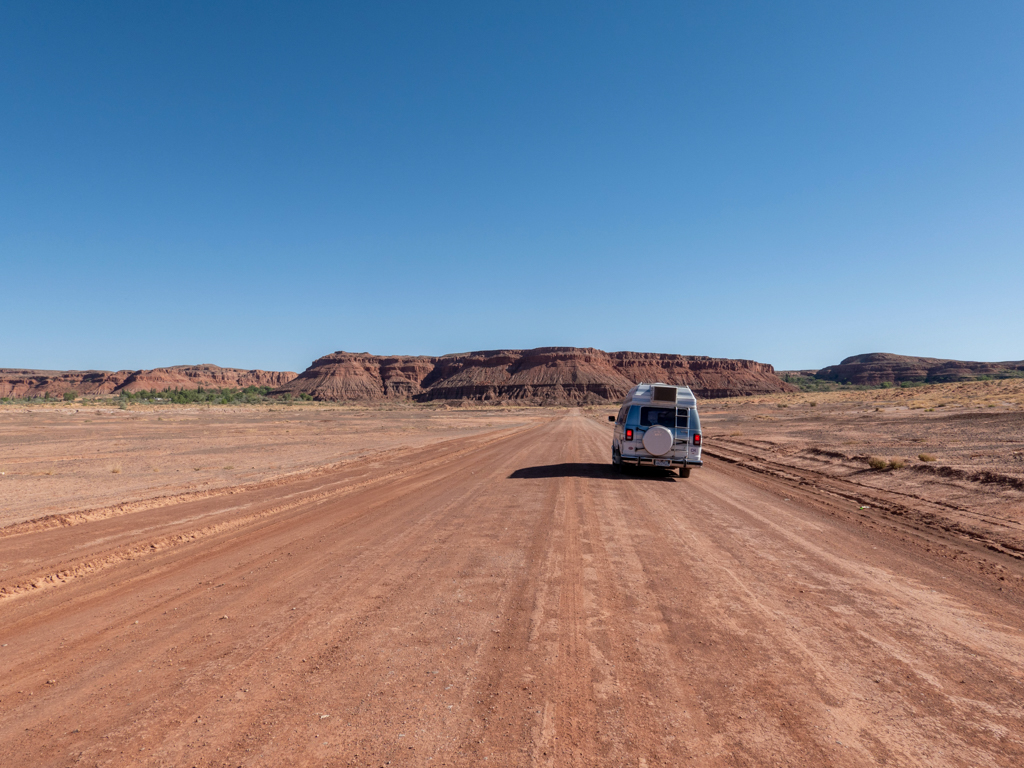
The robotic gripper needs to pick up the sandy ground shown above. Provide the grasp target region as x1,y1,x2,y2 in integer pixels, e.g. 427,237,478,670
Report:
0,403,546,529
698,380,1024,562
1,402,1023,766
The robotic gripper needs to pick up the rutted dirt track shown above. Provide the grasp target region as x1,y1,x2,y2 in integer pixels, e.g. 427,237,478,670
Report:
2,413,1023,767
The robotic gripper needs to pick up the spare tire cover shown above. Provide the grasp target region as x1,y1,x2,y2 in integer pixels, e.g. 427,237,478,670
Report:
642,425,673,456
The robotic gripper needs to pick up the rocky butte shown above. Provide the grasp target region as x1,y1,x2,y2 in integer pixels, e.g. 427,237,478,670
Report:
815,353,1024,386
273,348,796,403
0,365,297,399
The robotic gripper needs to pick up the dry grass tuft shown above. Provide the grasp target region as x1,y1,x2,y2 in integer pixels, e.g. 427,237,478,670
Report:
918,453,937,462
111,464,122,474
869,456,905,470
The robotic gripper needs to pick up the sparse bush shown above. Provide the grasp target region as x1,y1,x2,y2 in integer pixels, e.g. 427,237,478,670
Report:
63,391,78,401
918,453,937,462
868,456,904,470
780,373,872,393
111,464,122,474
116,385,273,405
808,401,816,407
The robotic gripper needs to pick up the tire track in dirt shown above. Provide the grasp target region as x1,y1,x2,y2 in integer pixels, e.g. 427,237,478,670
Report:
0,424,545,603
0,423,539,541
0,421,555,766
704,441,1024,560
588,418,1024,766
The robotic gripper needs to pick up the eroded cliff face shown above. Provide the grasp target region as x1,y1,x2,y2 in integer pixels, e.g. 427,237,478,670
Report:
117,365,296,392
815,353,1024,386
0,365,297,398
275,348,796,402
0,370,133,398
270,354,436,401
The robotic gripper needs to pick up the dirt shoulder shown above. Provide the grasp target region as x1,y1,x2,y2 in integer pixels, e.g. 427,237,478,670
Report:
0,402,552,529
699,380,1024,565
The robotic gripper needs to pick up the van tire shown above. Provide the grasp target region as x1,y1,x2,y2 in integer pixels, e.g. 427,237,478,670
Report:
679,468,691,478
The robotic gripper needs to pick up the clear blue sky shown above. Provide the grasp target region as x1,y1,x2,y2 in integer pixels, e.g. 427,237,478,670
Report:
2,1,1022,373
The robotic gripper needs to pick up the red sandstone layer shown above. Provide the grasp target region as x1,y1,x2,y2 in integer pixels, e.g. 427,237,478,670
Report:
274,347,796,402
0,365,297,399
815,353,1024,386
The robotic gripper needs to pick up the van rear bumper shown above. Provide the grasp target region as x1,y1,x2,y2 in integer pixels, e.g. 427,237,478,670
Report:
622,457,702,468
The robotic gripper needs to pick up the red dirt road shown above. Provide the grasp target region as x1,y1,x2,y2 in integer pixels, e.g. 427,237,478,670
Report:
2,413,1023,767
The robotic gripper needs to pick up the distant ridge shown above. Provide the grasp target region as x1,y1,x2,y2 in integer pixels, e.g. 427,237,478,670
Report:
0,365,297,398
814,353,1024,386
273,347,796,403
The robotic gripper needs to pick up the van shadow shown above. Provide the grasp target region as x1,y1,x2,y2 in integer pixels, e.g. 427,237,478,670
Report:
508,463,677,481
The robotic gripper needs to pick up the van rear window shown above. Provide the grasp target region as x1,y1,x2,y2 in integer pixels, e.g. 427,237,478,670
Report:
640,407,687,429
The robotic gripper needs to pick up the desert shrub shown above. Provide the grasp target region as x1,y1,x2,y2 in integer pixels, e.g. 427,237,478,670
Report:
111,464,122,474
299,393,314,401
867,456,888,470
808,401,817,407
63,391,78,401
117,385,273,405
888,458,905,470
780,373,872,393
880,381,893,388
918,453,937,462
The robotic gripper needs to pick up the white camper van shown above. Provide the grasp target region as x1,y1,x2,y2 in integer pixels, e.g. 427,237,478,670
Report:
608,383,702,477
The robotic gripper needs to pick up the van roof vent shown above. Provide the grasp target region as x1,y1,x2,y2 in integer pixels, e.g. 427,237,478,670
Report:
652,385,677,403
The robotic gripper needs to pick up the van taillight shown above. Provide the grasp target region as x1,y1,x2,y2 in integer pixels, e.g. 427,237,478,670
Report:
625,428,634,440
693,433,702,446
